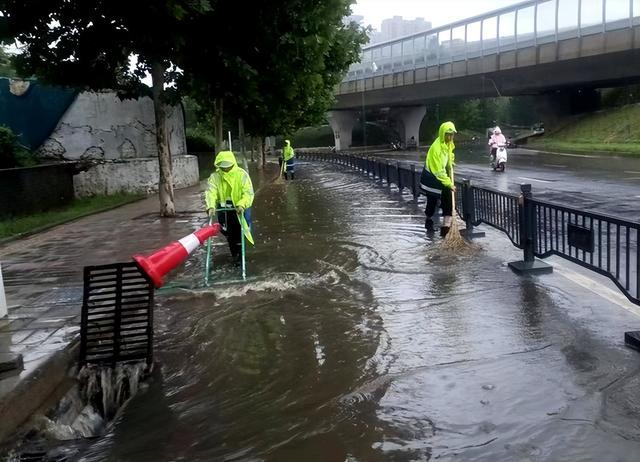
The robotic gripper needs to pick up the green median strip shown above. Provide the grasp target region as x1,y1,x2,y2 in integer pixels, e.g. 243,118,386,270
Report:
0,193,145,242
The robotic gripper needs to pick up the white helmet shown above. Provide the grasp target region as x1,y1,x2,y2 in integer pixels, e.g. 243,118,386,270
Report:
493,126,501,134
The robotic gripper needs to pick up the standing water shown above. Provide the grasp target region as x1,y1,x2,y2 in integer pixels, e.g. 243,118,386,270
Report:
61,161,640,461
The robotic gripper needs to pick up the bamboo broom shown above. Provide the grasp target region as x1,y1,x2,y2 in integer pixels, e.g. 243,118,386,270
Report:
439,168,479,253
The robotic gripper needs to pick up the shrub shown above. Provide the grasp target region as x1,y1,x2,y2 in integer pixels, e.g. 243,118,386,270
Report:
186,129,216,152
0,125,36,169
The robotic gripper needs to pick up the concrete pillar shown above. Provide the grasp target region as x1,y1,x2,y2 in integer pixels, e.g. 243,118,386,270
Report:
328,110,357,151
389,106,427,147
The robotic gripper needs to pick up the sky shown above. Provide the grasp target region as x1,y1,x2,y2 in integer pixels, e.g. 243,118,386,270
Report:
351,0,526,30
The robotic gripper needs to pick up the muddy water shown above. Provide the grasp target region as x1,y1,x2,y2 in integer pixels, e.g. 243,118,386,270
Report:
73,161,640,461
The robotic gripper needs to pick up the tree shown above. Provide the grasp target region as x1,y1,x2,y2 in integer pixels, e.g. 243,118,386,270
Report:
1,0,212,217
0,46,16,77
180,0,367,165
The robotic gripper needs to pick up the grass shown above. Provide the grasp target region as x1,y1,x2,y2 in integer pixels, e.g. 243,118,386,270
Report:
527,103,640,156
0,192,144,240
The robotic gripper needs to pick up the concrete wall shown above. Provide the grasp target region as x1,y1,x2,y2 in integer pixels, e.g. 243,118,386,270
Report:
38,92,187,162
73,155,199,197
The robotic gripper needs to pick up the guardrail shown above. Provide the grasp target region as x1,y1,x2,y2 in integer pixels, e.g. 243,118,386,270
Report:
299,151,639,307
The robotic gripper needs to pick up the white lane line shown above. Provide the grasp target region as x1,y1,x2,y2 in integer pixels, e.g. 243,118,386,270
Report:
543,164,567,168
551,258,640,317
623,177,640,181
624,171,640,174
518,176,554,183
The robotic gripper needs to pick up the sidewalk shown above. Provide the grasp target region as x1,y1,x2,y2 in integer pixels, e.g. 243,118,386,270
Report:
0,183,208,444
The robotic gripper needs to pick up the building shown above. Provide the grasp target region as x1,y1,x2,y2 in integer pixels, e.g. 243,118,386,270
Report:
370,16,433,44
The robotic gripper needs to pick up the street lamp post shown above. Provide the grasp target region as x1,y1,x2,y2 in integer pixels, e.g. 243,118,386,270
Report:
361,62,378,153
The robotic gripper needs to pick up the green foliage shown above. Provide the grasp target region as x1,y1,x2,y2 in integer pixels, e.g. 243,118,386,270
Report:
186,129,215,152
0,125,35,168
181,0,368,139
2,1,212,99
0,193,143,239
539,103,640,144
0,46,16,77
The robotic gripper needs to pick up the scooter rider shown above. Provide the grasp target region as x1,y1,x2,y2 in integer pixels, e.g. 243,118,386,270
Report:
488,126,506,163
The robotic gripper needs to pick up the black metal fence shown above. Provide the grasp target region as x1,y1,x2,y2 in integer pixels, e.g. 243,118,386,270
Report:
299,151,639,306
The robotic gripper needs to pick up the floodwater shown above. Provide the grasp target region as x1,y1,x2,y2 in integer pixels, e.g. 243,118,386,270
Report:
64,160,640,461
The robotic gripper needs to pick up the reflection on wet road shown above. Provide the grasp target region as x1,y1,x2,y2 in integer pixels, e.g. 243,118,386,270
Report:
75,161,640,461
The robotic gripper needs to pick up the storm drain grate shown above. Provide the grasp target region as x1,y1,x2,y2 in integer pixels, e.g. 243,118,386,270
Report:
80,262,154,367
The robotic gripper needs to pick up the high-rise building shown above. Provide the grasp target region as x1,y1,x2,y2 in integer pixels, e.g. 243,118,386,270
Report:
370,16,432,44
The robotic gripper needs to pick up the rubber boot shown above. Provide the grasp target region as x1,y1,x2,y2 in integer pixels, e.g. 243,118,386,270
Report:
284,172,288,180
440,226,450,238
290,172,295,180
425,218,434,232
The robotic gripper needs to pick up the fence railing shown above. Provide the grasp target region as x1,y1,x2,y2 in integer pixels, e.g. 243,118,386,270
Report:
299,151,640,306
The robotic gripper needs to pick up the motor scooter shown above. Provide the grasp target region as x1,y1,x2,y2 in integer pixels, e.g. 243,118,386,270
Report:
491,145,507,172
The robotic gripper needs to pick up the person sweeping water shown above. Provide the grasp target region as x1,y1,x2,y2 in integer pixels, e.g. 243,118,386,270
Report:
205,151,255,261
420,121,457,237
281,139,295,180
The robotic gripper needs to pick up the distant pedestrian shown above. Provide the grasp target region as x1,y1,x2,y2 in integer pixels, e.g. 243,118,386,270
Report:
420,121,457,237
281,139,295,180
205,151,255,259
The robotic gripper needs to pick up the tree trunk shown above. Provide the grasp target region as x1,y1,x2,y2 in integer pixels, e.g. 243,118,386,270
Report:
151,61,176,217
239,118,246,159
261,137,266,168
214,98,224,154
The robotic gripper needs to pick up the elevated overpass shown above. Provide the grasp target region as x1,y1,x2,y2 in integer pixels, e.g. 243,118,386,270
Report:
330,0,640,148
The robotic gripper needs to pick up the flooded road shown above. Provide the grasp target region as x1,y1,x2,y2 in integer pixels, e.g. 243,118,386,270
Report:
71,161,640,461
368,145,640,220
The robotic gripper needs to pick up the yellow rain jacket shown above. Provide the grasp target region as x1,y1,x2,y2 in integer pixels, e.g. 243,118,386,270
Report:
205,151,255,244
283,140,295,162
425,121,456,188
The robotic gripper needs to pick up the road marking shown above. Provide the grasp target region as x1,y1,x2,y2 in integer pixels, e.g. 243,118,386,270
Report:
624,171,640,174
543,164,567,168
623,177,640,180
518,176,554,183
551,258,640,318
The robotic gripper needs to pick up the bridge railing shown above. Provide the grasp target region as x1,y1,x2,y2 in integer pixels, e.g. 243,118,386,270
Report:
345,0,640,82
298,151,640,306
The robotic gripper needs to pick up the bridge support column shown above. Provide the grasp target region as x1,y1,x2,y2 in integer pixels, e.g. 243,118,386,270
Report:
328,110,357,151
389,106,426,147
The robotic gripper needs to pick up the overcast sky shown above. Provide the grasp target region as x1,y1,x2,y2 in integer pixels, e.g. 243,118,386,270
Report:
352,0,526,30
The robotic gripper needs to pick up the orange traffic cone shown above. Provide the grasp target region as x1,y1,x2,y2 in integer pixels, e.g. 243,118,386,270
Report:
133,224,221,288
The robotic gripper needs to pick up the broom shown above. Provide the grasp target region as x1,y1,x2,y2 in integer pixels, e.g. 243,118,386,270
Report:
438,167,479,254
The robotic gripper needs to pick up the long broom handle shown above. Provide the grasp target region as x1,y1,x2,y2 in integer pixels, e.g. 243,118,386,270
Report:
204,215,213,286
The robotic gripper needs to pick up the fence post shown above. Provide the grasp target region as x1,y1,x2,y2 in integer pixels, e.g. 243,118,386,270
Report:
386,161,390,186
397,162,403,191
411,164,419,202
459,179,485,238
508,184,553,274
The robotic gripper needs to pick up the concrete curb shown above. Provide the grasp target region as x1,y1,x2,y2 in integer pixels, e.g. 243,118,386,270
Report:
0,340,79,445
